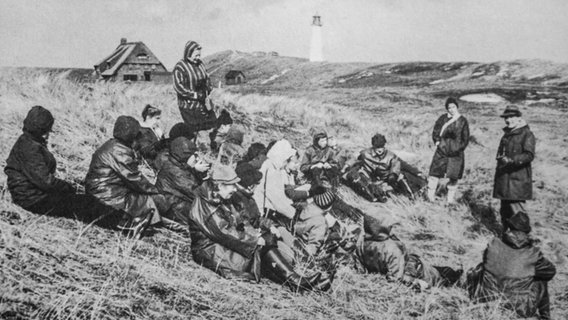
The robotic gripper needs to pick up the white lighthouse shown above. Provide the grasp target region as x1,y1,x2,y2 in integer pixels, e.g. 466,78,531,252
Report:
309,14,323,62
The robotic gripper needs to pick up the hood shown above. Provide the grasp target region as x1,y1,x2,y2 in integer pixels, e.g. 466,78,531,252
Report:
225,128,244,145
169,122,196,140
170,137,197,163
113,116,141,146
23,105,54,138
266,139,296,168
183,41,201,63
502,230,532,249
312,132,327,149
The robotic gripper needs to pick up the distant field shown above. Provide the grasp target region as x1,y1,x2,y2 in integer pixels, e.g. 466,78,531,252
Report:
0,55,567,319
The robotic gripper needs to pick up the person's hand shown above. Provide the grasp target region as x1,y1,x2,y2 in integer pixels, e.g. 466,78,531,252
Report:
311,163,324,169
194,161,210,172
269,226,281,238
498,156,513,166
435,141,440,146
398,173,404,181
323,162,332,169
257,237,266,246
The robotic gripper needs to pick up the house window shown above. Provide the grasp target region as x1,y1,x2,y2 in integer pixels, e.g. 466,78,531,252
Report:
124,74,138,81
144,71,151,81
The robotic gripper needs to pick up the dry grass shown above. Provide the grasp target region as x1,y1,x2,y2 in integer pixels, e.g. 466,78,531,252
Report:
1,68,567,319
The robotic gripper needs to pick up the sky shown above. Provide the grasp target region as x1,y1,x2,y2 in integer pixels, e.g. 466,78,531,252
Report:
1,0,567,69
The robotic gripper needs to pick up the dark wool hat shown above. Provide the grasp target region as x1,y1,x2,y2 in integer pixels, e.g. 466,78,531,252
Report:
500,105,522,118
211,164,240,185
313,189,336,210
371,134,387,148
169,122,196,140
235,162,263,188
113,116,141,146
507,211,531,233
243,143,267,162
170,137,197,163
23,105,54,137
217,109,233,126
445,97,459,109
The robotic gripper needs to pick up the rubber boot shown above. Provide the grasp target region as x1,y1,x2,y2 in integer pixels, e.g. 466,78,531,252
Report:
447,185,458,204
261,248,332,292
426,176,439,202
433,266,463,287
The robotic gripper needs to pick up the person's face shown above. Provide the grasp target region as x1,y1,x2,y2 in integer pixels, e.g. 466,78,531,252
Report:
217,183,238,199
504,116,521,128
374,147,386,156
328,137,337,148
147,115,161,128
189,48,202,62
446,104,458,117
187,153,198,167
317,137,328,149
218,124,231,134
42,132,50,141
285,155,300,172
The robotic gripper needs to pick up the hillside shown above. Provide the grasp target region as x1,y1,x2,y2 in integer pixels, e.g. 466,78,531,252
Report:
1,55,567,319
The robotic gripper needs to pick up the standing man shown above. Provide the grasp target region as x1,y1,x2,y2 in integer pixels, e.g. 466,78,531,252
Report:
173,41,217,135
493,105,536,231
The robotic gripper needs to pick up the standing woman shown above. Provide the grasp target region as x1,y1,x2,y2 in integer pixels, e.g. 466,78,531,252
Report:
427,97,470,204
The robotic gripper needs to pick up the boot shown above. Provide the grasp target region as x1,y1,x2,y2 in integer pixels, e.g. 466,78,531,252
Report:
447,185,458,204
261,248,332,292
433,266,463,287
426,176,438,201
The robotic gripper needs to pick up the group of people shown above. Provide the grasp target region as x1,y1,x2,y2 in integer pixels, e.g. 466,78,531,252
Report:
2,40,556,318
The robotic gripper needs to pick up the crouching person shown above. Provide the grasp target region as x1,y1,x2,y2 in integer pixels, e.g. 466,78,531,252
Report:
466,212,555,319
360,217,462,290
188,165,332,292
85,116,169,236
4,106,124,228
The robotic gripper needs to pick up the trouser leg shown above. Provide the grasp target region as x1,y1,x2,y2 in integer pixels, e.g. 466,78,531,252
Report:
427,176,439,201
537,282,551,320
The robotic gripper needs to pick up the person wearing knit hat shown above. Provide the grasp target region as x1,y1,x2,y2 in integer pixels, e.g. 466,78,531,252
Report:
294,187,337,256
493,105,535,232
217,127,246,165
300,132,340,188
187,162,333,292
173,40,217,133
467,210,556,319
342,133,405,203
427,97,470,204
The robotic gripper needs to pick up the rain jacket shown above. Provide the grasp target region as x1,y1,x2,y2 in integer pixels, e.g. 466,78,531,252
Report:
5,106,74,209
493,123,535,200
467,231,555,318
85,116,160,219
133,125,166,168
188,181,261,279
173,41,216,131
428,114,470,180
358,148,401,181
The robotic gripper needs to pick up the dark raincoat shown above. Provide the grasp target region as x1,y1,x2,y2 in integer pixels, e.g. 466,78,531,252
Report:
85,116,161,220
132,126,166,168
173,41,216,131
300,133,338,174
493,124,535,201
188,181,262,279
467,231,555,318
429,114,470,180
5,106,74,209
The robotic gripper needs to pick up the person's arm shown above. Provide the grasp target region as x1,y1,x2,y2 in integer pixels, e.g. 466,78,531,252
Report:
264,169,296,219
458,118,470,152
111,148,159,194
534,253,556,281
510,130,536,167
299,148,315,173
432,116,445,144
173,64,198,100
390,154,402,175
19,142,73,193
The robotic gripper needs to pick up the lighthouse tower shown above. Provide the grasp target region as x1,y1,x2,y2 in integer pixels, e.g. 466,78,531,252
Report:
309,14,323,62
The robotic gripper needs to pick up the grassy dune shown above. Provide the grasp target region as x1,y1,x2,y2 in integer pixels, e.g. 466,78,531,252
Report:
0,67,567,319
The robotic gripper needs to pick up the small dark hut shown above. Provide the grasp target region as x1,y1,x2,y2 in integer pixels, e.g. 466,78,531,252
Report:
94,38,170,83
225,70,246,85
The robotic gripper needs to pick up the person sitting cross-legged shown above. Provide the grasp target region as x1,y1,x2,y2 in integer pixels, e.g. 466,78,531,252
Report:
300,132,340,188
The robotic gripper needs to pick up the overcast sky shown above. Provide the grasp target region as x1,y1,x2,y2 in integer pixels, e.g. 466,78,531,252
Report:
1,0,567,69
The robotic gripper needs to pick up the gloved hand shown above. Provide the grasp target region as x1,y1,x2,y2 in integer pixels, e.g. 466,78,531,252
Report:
498,156,514,166
386,173,399,185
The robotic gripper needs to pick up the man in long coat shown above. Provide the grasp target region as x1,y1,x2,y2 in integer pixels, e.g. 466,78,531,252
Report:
173,41,216,132
493,105,536,230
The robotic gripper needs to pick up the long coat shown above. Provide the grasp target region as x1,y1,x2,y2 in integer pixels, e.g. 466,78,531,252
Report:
467,232,555,318
493,125,535,200
5,106,74,209
173,41,216,131
429,115,470,180
188,182,261,279
85,139,160,219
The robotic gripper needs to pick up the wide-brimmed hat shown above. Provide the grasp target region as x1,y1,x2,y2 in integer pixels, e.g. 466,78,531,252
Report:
500,105,522,118
211,164,240,185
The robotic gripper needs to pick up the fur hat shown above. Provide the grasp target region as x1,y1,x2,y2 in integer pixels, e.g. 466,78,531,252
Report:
235,162,263,188
23,105,54,138
211,164,240,185
371,134,387,148
507,211,531,233
313,188,336,210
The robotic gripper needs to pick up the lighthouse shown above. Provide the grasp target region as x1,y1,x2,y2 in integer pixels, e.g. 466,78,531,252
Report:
309,14,323,62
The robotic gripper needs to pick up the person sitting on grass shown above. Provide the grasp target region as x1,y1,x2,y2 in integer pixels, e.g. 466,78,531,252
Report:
187,164,333,292
4,106,127,231
133,104,167,170
360,216,463,291
466,211,556,320
300,132,340,188
155,137,210,231
217,127,245,165
85,116,170,236
153,122,198,171
209,109,233,152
